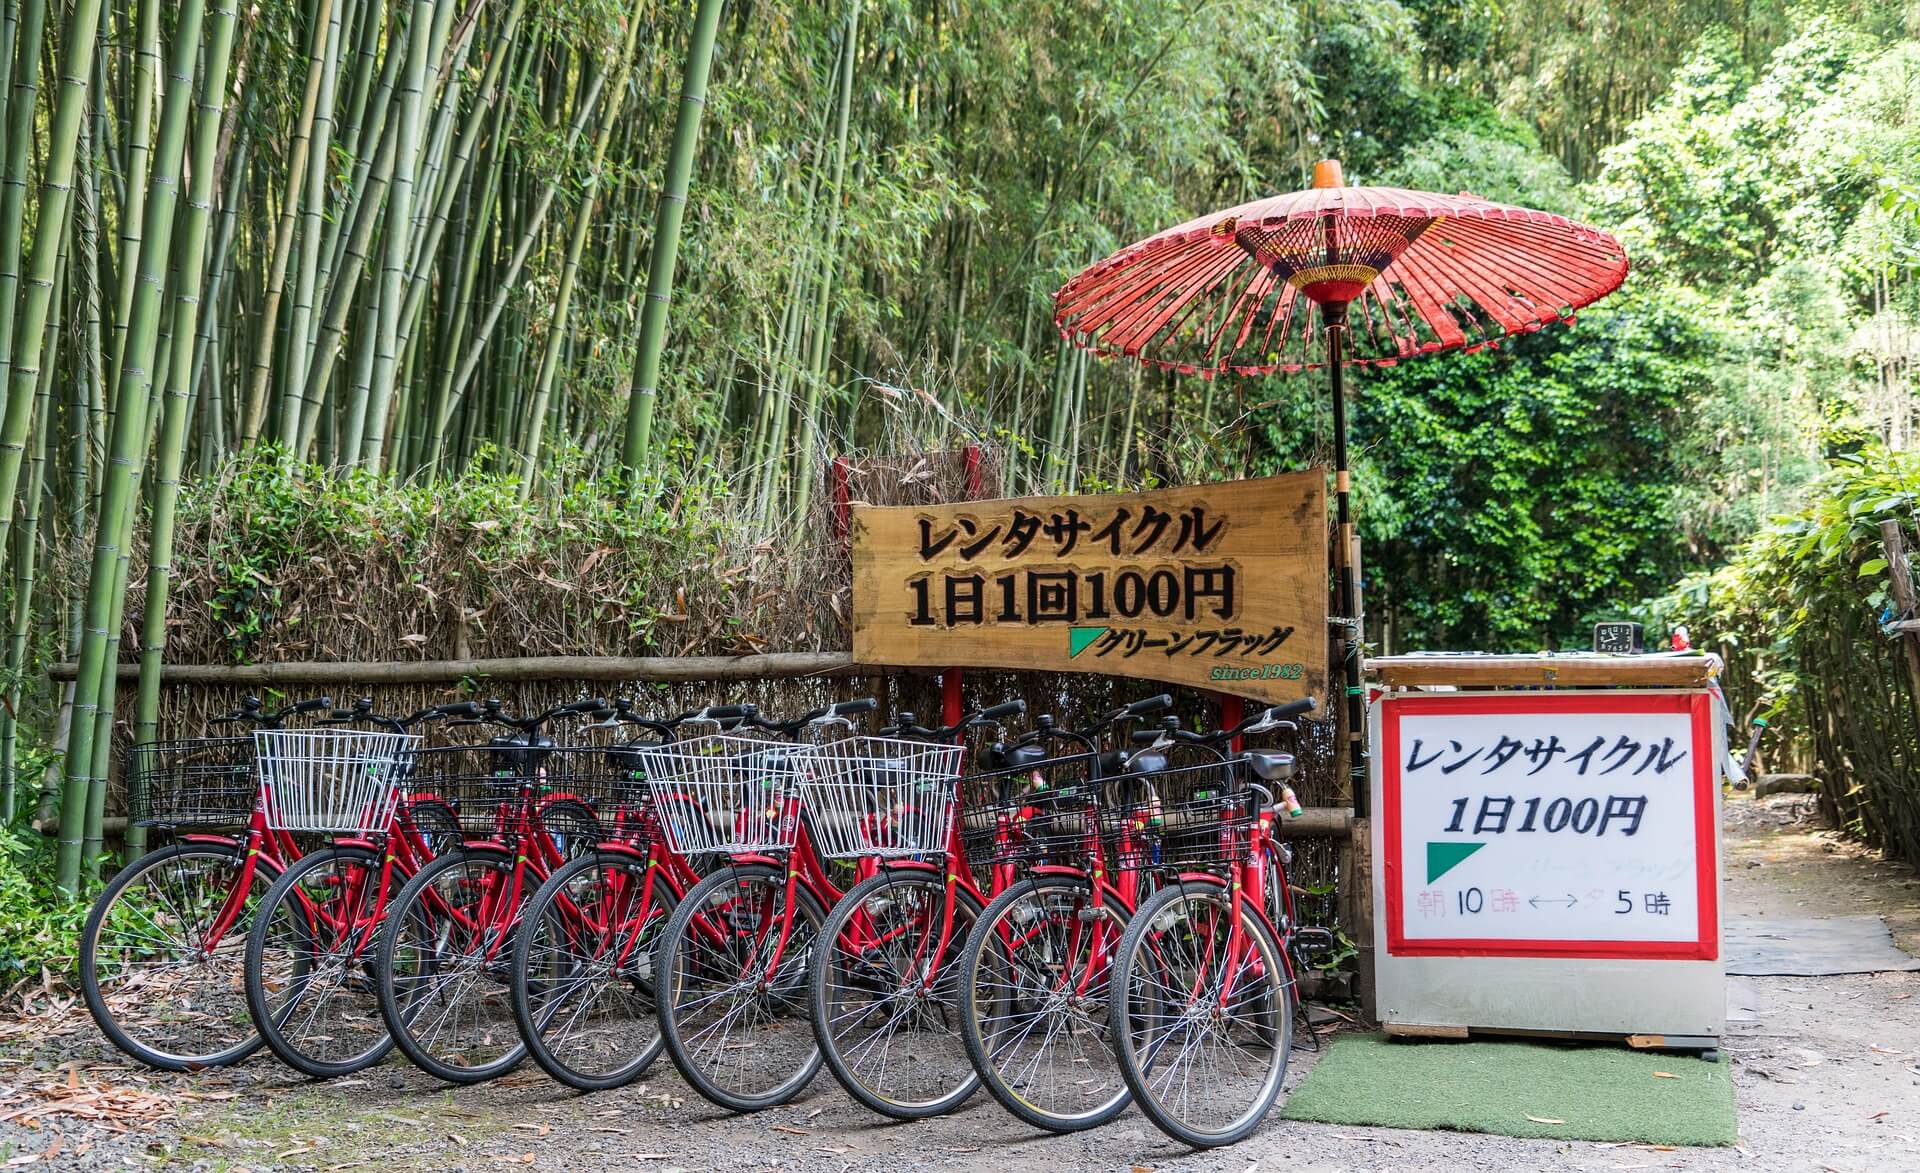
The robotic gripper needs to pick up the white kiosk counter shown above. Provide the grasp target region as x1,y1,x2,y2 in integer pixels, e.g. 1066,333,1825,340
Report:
1368,653,1729,1057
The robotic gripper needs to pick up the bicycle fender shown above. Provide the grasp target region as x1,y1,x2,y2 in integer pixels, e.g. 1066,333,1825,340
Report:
457,839,512,857
724,852,783,869
180,833,241,848
1174,871,1230,889
594,841,650,862
879,859,941,876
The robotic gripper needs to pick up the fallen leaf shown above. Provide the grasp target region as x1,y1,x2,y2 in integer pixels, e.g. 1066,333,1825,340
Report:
1525,1115,1567,1125
769,1125,810,1136
1869,1111,1890,1121
449,1134,468,1147
1652,1071,1679,1079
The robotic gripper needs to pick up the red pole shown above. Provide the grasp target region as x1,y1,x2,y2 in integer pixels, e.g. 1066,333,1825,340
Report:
1219,694,1244,754
829,455,852,547
941,444,983,728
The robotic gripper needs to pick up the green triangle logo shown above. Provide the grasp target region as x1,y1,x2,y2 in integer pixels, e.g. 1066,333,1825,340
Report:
1426,841,1485,884
1068,626,1109,658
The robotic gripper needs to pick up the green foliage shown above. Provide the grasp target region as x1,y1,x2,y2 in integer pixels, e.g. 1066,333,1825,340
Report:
0,816,89,984
1646,446,1920,861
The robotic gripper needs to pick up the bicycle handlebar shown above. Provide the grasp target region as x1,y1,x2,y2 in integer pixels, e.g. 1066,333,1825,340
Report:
1127,696,1317,748
209,694,334,730
744,697,875,737
881,698,1027,740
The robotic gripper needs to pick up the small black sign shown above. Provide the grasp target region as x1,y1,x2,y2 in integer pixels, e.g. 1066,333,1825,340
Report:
1593,622,1644,654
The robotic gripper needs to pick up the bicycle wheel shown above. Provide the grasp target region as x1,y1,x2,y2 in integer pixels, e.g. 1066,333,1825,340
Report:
511,850,679,1091
1110,880,1294,1148
80,841,281,1071
655,862,828,1112
376,846,527,1083
958,873,1133,1133
811,867,983,1120
245,845,396,1078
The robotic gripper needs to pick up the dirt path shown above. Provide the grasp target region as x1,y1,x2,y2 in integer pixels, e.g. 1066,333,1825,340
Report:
3,794,1917,1171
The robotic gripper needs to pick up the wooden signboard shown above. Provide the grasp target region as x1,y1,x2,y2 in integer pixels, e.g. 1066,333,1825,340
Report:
851,472,1328,704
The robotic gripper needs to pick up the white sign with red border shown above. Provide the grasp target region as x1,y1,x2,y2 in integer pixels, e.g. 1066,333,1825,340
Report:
1380,691,1717,961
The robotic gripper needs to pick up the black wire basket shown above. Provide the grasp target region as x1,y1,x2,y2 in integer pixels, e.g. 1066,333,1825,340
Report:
1102,759,1251,873
124,736,258,830
402,743,653,841
958,751,1101,870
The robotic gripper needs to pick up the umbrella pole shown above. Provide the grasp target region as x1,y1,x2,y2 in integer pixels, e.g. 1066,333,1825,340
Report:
1326,301,1367,817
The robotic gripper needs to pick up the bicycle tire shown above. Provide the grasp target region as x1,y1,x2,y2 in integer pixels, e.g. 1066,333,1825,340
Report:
245,844,397,1079
1109,879,1294,1148
958,873,1134,1133
810,867,985,1120
511,850,679,1091
80,841,282,1071
375,844,527,1083
655,862,829,1112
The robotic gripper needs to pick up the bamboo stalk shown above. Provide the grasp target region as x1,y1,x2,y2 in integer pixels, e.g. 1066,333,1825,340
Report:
358,0,438,470
621,0,727,469
0,0,47,440
129,0,240,861
0,0,108,592
58,0,208,891
238,0,336,445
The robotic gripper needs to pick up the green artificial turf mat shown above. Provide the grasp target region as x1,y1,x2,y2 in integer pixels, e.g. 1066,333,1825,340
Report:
1281,1033,1737,1146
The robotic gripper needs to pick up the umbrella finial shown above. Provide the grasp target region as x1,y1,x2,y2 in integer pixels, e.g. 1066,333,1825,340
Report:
1312,159,1344,189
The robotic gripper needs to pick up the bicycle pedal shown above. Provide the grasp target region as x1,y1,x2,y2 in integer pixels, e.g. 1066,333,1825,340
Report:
1292,927,1338,958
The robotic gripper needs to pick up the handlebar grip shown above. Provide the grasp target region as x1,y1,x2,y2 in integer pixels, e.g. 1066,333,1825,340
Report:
1268,697,1316,721
1126,694,1174,717
832,698,878,716
978,700,1025,722
703,704,751,720
286,696,334,715
432,701,483,719
559,698,607,716
1129,728,1162,744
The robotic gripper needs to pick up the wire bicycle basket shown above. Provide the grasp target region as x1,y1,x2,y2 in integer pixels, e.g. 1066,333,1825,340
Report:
632,734,802,856
125,736,257,830
400,743,648,838
796,737,965,860
253,729,422,834
958,751,1101,870
1103,759,1251,873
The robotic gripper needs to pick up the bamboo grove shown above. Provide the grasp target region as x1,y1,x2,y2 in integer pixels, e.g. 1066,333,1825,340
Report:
0,0,1911,893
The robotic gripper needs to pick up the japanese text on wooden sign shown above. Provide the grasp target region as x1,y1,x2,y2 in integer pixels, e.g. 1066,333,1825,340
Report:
850,473,1328,704
1380,692,1717,961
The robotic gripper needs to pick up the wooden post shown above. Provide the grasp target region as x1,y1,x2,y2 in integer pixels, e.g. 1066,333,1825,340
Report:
1879,519,1920,731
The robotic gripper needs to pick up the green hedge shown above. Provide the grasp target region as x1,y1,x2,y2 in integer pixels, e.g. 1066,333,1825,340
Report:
1648,445,1920,862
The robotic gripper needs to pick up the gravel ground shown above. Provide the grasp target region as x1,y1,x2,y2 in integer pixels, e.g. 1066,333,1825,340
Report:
2,792,1916,1172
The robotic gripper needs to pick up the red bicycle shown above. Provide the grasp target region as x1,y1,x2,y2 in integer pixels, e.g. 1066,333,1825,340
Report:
508,700,748,1091
805,698,1027,1119
241,700,480,1078
640,698,878,1112
78,694,339,1071
1107,698,1319,1148
373,696,611,1083
955,694,1174,1134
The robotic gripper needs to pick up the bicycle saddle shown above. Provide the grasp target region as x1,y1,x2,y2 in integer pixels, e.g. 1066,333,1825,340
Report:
1248,751,1296,781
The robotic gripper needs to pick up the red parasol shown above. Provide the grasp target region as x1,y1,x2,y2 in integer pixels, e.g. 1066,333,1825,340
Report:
1052,160,1629,810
